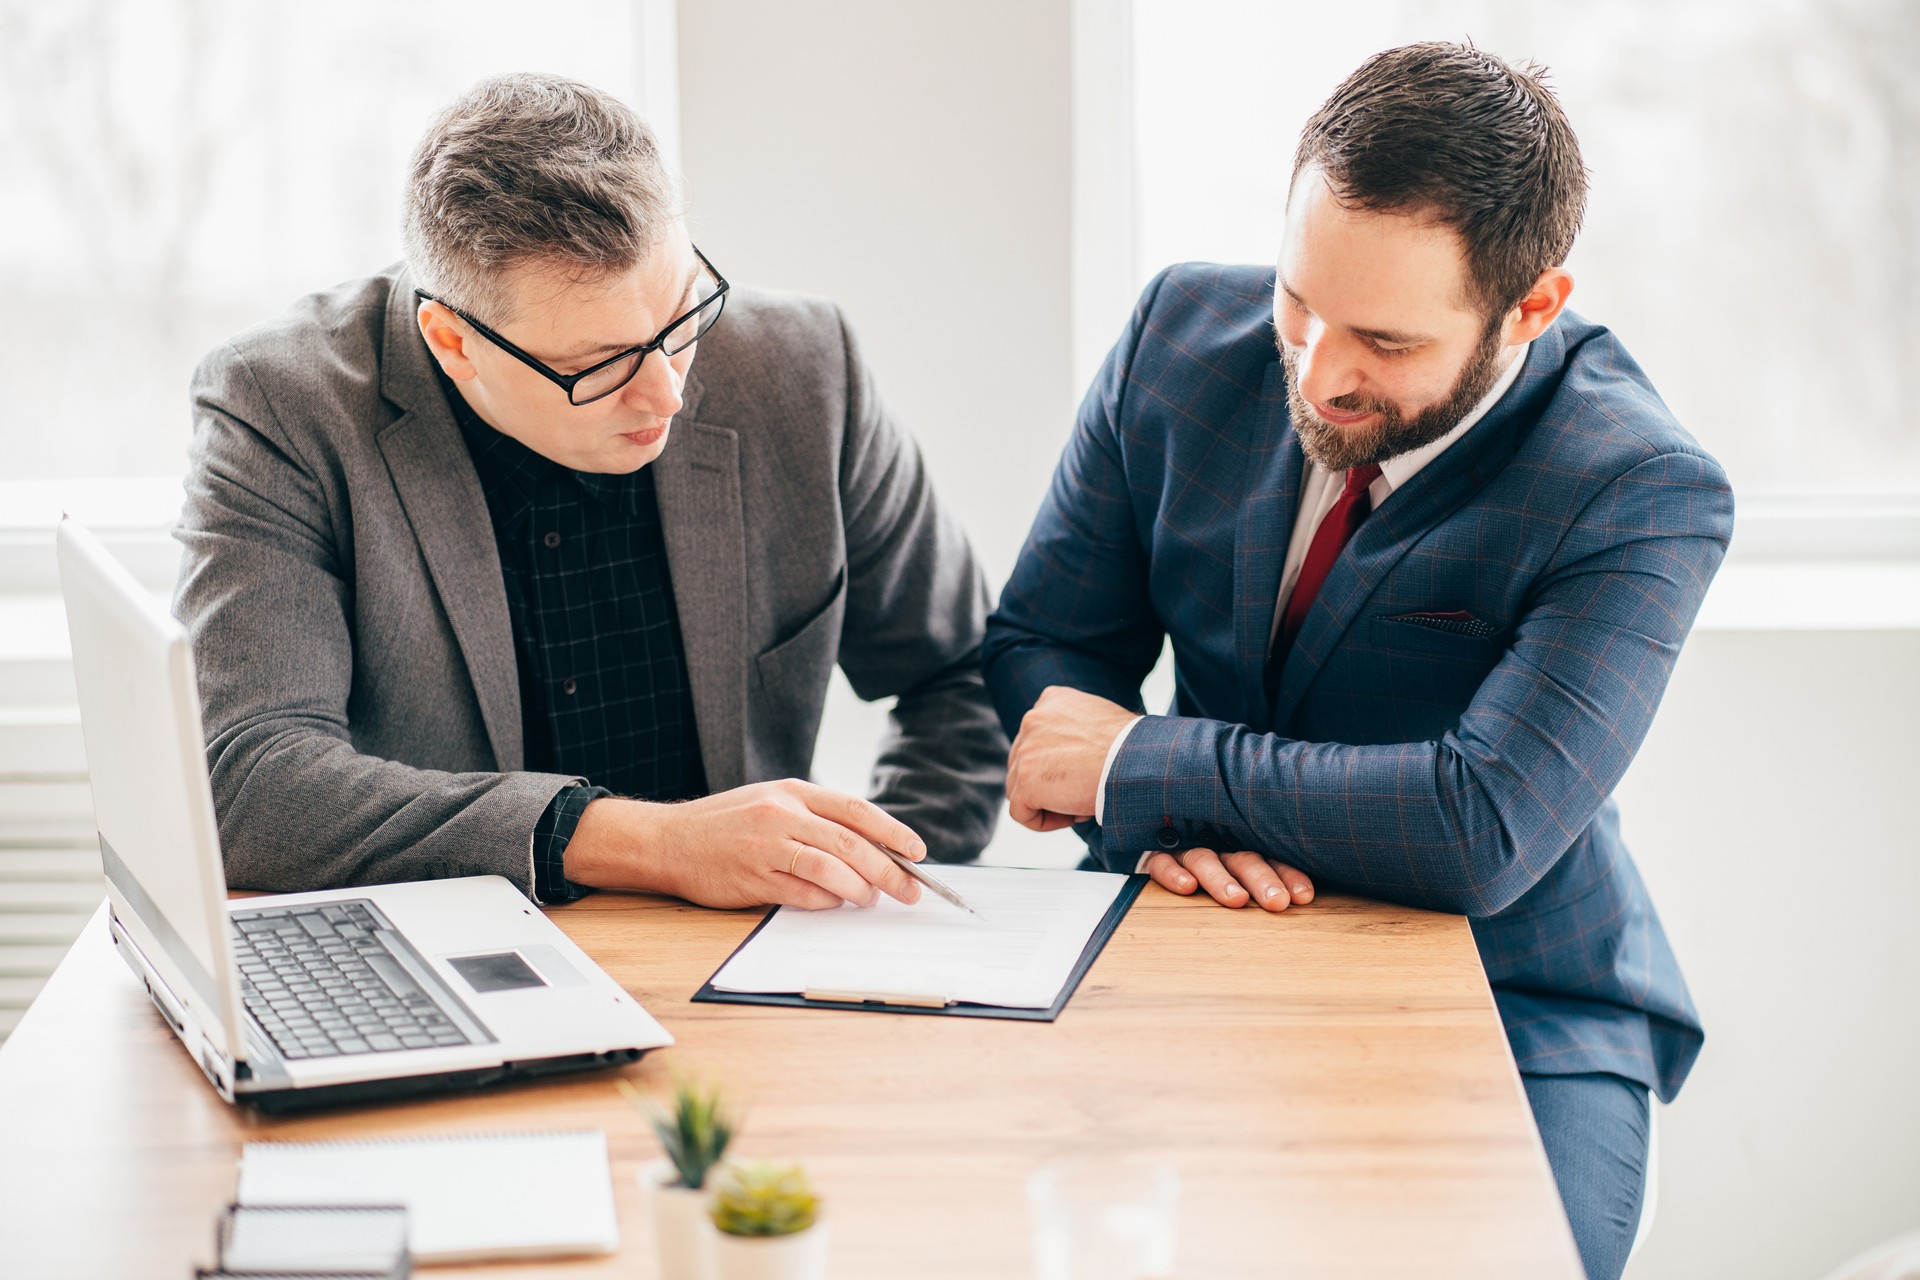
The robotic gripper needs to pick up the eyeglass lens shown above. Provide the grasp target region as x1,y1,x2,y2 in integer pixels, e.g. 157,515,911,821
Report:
569,264,727,405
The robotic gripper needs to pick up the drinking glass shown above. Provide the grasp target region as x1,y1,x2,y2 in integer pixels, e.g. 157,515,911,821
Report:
1028,1153,1179,1280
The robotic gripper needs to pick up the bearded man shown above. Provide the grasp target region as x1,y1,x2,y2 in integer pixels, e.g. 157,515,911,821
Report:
982,42,1732,1280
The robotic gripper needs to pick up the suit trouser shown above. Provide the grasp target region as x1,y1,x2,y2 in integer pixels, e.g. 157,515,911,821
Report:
1523,1071,1652,1280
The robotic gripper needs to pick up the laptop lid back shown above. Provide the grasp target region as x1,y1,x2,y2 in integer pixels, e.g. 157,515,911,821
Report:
56,517,248,1066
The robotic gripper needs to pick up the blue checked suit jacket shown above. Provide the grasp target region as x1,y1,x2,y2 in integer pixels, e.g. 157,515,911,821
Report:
983,264,1734,1102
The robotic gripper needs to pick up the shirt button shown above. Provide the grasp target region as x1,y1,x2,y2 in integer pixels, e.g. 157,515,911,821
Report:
561,677,578,696
543,531,561,549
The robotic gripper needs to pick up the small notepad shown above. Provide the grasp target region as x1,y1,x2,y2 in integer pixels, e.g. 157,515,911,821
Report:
237,1129,618,1262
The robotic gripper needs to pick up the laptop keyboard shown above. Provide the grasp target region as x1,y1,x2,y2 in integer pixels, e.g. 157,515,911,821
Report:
230,901,474,1060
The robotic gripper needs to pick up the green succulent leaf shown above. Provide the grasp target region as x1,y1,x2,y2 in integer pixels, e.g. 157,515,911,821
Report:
709,1159,820,1237
618,1075,735,1191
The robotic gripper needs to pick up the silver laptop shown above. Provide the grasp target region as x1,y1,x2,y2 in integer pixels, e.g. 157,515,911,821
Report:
56,517,673,1112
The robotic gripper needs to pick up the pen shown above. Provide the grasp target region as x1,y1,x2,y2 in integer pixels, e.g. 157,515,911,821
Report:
871,841,987,923
803,988,953,1008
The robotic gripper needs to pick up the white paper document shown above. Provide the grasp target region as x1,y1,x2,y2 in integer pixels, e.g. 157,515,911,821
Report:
710,864,1132,1009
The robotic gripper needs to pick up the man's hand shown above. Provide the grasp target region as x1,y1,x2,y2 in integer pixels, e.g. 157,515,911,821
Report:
562,779,927,911
1147,849,1315,911
1006,687,1315,909
1005,685,1141,831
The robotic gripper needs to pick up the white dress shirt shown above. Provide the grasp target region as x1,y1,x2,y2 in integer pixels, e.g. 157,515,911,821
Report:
1092,343,1531,852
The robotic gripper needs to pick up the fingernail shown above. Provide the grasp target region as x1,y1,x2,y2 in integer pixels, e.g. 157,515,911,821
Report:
1264,885,1281,899
1177,876,1192,889
905,883,921,902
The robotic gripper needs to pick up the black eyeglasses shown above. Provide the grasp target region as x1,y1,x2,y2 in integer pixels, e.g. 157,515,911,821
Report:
415,245,729,406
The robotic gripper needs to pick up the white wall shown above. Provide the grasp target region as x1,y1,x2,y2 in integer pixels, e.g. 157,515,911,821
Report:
1619,621,1920,1279
676,0,1076,588
676,0,1082,868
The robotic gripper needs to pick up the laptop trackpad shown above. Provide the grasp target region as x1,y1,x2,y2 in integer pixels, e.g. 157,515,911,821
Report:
448,952,546,993
445,945,587,994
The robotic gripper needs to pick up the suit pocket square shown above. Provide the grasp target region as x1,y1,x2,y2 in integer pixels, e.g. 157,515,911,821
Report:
1381,610,1499,639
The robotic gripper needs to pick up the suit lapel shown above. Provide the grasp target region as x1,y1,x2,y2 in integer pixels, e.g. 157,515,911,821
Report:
1270,325,1567,730
1232,362,1300,732
374,273,524,769
652,389,748,793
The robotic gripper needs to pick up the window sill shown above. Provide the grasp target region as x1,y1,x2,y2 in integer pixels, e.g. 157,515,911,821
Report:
1694,560,1920,632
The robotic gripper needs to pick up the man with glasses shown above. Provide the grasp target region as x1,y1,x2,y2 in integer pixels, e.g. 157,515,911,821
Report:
176,73,1005,911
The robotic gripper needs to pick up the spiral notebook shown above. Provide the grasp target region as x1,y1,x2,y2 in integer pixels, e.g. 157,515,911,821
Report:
236,1129,618,1262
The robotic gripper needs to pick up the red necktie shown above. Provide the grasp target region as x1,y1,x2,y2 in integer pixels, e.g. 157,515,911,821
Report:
1278,463,1383,654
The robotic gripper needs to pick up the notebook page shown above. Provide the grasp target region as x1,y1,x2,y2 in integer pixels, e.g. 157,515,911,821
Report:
237,1129,616,1262
710,865,1129,1008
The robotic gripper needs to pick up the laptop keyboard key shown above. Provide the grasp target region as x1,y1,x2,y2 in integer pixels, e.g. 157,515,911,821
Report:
297,914,336,939
231,900,478,1062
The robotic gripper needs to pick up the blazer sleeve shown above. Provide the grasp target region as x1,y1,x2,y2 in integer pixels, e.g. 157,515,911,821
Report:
980,271,1171,735
1100,448,1734,915
827,308,1008,863
174,344,576,894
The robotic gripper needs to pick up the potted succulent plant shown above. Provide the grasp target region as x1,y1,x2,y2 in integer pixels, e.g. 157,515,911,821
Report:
709,1159,829,1280
621,1076,733,1280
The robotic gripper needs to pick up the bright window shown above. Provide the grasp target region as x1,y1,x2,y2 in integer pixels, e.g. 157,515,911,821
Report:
1129,0,1920,498
0,0,643,481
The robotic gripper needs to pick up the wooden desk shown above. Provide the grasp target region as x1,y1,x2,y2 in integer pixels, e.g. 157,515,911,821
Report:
0,886,1581,1278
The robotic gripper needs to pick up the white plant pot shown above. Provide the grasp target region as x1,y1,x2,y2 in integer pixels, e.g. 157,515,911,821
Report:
639,1158,719,1280
712,1221,831,1280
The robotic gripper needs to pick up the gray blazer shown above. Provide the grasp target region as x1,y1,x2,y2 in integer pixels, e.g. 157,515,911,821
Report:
176,265,1007,893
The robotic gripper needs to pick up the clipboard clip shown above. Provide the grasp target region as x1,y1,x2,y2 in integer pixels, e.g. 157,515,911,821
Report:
802,987,954,1009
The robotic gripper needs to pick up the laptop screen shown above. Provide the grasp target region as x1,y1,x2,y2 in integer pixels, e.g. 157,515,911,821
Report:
57,519,246,1062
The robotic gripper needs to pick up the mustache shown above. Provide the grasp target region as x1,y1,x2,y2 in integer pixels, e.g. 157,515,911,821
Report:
1278,343,1394,420
1323,391,1393,417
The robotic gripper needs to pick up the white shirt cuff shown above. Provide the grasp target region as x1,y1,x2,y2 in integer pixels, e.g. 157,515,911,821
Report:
1093,715,1145,827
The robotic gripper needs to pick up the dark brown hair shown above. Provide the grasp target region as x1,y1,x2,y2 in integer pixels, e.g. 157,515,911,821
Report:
1292,42,1587,318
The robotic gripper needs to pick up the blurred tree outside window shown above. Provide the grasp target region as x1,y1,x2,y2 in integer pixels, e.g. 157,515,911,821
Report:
1131,0,1920,498
5,1,1914,504
0,0,641,481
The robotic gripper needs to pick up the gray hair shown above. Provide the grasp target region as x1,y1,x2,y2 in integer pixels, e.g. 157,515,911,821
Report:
402,73,676,324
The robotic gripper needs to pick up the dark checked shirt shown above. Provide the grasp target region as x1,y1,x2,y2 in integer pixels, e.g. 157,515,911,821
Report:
443,375,708,904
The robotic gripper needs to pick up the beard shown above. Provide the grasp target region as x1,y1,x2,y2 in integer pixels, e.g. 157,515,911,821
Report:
1281,321,1509,472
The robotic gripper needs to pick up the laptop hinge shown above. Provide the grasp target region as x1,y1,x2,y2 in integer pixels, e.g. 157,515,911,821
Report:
109,910,239,1102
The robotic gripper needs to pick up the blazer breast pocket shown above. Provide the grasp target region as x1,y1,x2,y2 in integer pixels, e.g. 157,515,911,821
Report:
1377,609,1500,639
1367,612,1507,734
750,567,848,773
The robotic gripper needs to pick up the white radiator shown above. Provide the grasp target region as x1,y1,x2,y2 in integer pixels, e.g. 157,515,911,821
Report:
0,479,183,1043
